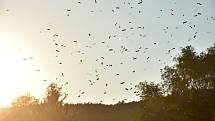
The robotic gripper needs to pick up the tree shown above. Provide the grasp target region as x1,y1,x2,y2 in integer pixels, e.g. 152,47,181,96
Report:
12,93,39,107
160,44,215,121
44,83,67,107
136,81,162,101
135,44,215,121
161,44,215,95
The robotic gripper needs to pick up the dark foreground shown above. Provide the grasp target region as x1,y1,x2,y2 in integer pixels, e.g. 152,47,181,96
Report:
0,102,139,121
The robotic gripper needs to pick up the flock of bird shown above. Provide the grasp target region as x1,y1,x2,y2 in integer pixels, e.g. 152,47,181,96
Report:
39,0,214,103
1,0,215,103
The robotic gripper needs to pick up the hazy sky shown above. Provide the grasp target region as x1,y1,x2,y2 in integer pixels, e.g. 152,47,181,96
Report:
0,0,214,107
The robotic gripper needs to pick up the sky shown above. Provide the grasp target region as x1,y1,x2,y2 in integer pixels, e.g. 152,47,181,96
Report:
0,0,214,107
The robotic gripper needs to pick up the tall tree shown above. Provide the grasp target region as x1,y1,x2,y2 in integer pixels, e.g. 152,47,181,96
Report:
136,44,215,121
44,83,67,107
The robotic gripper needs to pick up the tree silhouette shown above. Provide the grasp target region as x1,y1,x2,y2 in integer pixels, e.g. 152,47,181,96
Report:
44,83,67,107
12,93,39,107
161,45,215,95
136,44,215,121
136,81,162,101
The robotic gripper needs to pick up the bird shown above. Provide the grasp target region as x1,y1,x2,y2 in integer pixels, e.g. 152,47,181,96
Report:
132,57,137,60
66,9,71,11
183,21,188,24
138,0,143,4
108,49,113,51
197,3,202,5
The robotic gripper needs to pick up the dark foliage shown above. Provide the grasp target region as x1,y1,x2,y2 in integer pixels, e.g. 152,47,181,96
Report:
135,44,215,121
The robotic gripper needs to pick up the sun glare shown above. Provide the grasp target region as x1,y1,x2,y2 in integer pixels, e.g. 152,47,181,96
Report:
0,34,34,107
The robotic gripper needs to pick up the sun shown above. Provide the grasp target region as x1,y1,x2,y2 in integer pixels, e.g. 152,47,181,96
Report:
0,34,34,107
0,56,26,107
